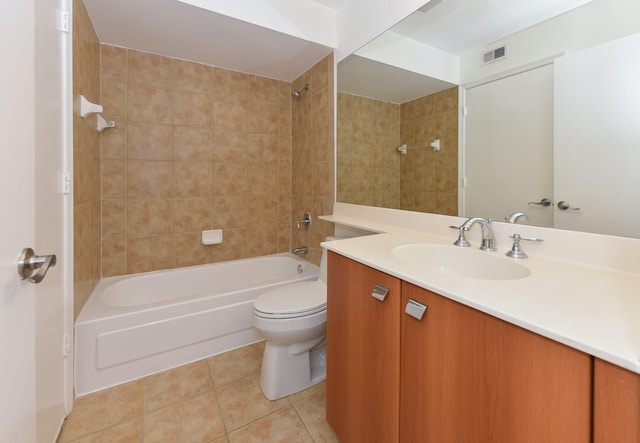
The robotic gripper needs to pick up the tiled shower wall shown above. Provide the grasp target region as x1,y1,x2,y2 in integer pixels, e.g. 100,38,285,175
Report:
400,87,458,215
73,0,101,317
337,93,401,208
336,87,458,216
291,55,335,266
99,45,295,276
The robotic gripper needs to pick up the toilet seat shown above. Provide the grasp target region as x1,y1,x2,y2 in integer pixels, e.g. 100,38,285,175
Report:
254,281,326,319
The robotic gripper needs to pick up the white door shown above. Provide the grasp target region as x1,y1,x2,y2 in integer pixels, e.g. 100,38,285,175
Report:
554,32,640,238
463,64,554,227
0,1,72,442
34,0,73,441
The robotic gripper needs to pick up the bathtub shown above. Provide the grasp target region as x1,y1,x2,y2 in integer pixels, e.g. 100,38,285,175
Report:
74,253,319,396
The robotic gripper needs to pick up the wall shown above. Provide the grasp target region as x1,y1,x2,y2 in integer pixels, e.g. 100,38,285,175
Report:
291,54,335,266
337,86,458,216
100,45,294,276
337,93,401,208
399,87,458,215
73,0,101,318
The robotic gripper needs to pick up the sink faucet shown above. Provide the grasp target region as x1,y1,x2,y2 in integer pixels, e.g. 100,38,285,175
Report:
505,212,529,224
452,217,497,251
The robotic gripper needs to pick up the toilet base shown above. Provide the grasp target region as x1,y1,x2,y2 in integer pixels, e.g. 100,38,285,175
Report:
259,337,326,400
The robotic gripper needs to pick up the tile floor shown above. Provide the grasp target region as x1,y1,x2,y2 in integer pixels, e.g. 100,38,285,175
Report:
58,342,339,442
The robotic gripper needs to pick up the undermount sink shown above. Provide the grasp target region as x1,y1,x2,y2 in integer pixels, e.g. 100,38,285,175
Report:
390,244,531,281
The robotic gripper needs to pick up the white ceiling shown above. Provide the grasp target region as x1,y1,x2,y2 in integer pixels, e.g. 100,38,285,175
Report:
83,0,334,81
338,0,594,103
83,0,594,87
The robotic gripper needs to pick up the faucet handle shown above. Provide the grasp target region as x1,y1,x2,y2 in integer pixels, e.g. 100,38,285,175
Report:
506,233,543,259
450,225,471,247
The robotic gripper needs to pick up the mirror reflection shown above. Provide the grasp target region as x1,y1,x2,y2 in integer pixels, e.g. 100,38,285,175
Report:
337,0,640,238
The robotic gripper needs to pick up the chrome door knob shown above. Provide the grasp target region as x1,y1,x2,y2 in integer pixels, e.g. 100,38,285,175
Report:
18,248,57,283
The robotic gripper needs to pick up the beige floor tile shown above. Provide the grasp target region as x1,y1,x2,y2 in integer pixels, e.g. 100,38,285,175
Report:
293,386,339,443
146,360,213,412
228,406,313,443
216,374,289,430
67,419,143,443
57,380,145,442
207,344,263,387
143,390,225,443
288,380,326,403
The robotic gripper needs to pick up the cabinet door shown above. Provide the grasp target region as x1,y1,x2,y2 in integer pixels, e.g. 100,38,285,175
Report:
400,282,591,442
326,252,401,443
594,358,640,442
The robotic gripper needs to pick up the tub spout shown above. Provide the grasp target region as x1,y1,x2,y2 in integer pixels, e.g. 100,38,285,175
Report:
293,246,308,256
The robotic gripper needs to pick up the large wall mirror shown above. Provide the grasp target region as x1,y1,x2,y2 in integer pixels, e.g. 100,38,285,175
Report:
337,0,640,238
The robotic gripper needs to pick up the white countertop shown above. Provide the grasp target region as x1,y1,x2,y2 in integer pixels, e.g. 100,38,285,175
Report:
322,227,640,374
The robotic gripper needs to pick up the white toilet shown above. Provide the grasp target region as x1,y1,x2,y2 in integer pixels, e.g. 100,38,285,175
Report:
252,237,337,400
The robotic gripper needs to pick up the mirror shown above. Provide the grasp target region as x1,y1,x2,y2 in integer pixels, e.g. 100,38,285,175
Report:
337,0,640,238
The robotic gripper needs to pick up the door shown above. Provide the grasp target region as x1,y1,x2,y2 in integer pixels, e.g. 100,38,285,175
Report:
0,1,38,440
326,252,401,443
554,32,640,237
0,1,72,442
463,64,554,227
401,282,592,442
34,0,73,440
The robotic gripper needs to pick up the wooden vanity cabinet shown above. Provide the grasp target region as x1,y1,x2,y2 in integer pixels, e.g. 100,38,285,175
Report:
594,358,640,442
326,251,402,443
327,253,593,442
401,281,592,442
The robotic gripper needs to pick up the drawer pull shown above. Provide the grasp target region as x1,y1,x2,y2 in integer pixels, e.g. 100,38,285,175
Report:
405,299,428,320
371,284,389,302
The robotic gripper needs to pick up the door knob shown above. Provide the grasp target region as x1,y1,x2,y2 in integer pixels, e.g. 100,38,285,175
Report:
557,201,580,211
18,248,57,283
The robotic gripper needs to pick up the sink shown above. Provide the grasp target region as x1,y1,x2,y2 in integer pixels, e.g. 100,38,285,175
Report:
390,244,531,280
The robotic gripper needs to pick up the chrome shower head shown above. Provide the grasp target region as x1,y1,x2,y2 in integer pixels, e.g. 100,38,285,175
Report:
292,83,309,98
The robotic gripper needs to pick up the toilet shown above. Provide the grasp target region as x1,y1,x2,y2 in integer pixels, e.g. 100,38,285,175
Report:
252,237,338,400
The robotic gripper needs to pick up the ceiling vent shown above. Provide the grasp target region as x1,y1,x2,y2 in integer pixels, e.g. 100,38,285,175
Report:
417,0,444,14
483,46,507,64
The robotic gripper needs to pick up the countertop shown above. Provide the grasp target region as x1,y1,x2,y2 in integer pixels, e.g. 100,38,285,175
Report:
322,228,640,374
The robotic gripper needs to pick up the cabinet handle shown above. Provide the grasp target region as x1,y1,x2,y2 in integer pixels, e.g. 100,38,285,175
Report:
371,284,389,302
405,299,428,320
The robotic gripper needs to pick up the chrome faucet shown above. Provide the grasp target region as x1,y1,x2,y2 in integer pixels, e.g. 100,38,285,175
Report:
505,212,529,224
293,246,308,256
451,217,497,251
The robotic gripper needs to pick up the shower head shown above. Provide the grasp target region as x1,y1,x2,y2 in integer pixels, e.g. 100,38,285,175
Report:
292,83,309,98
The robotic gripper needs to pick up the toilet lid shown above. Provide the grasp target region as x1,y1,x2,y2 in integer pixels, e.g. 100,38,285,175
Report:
254,281,326,318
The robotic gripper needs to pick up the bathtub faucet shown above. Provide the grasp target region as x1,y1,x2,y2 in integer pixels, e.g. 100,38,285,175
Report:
293,246,308,256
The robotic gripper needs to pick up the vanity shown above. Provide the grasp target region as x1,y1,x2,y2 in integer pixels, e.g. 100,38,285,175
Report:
321,204,640,443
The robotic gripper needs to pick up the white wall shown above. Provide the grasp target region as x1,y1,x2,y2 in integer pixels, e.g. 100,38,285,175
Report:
460,0,640,84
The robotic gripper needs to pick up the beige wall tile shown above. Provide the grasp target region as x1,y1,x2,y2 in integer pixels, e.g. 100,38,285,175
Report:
173,233,214,267
101,159,126,198
173,59,212,94
174,126,212,162
127,50,172,88
212,196,247,229
102,238,126,277
127,123,173,160
212,163,247,196
100,124,126,159
126,235,174,273
173,197,212,233
213,129,247,163
213,68,248,99
248,75,279,103
127,198,172,236
248,102,278,134
127,160,173,197
213,97,248,132
102,199,125,239
127,84,172,124
173,90,213,127
174,161,213,197
100,45,126,82
101,79,126,118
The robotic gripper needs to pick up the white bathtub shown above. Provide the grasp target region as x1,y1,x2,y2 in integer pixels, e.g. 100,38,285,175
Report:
75,253,319,396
